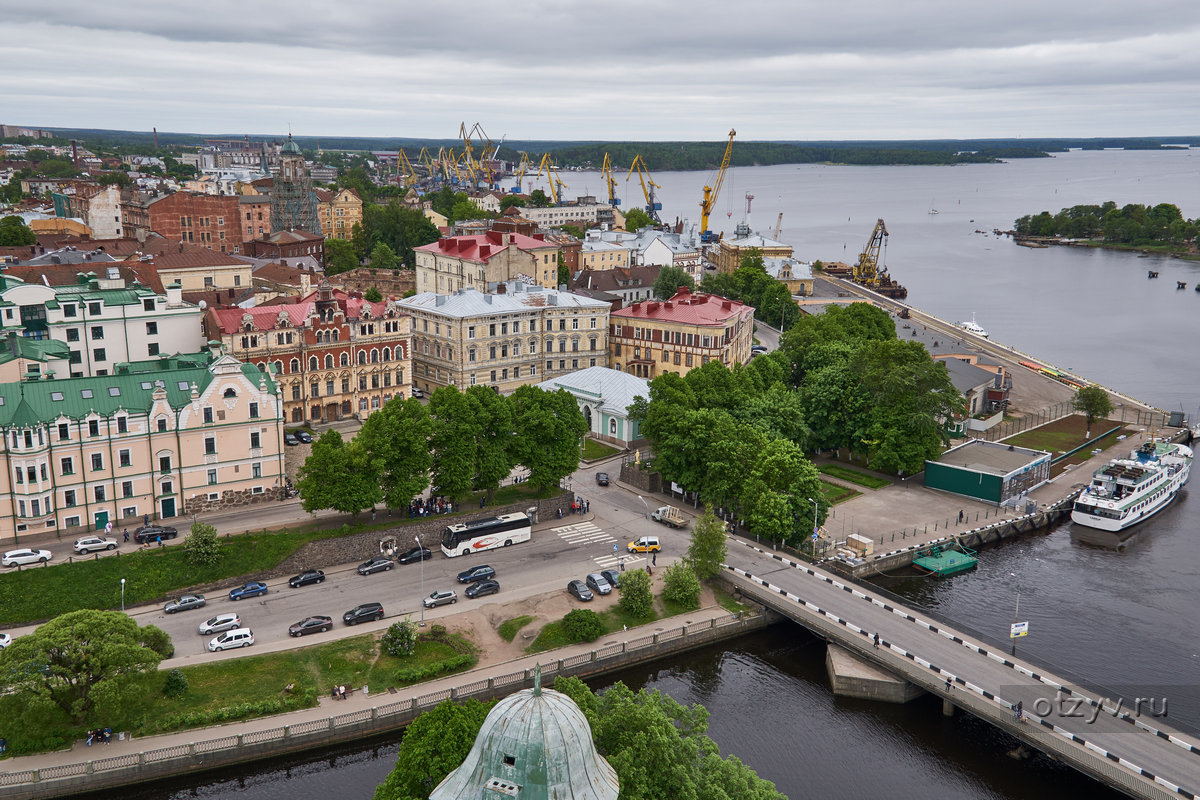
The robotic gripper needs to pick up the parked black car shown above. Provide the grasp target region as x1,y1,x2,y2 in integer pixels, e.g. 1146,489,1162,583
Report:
456,564,495,584
397,546,432,564
296,431,313,444
567,579,594,602
357,557,394,575
288,615,333,637
595,472,610,486
343,603,384,625
284,433,300,446
133,525,178,544
288,569,325,588
465,579,500,599
600,569,621,590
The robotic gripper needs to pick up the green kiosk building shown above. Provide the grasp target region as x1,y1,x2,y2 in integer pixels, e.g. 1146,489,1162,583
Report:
924,439,1051,505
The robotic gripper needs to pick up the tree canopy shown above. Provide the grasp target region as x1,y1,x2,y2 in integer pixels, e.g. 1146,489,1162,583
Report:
700,249,800,329
358,200,440,267
358,397,434,509
1015,201,1199,247
0,215,36,246
373,698,495,800
623,207,654,232
508,385,587,491
296,430,381,517
653,265,695,299
324,238,359,275
1073,385,1113,435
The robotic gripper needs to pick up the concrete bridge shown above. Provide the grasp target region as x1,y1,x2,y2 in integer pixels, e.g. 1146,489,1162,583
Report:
723,539,1200,800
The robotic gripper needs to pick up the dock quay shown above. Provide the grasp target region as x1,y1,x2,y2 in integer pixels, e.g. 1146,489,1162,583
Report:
721,539,1200,800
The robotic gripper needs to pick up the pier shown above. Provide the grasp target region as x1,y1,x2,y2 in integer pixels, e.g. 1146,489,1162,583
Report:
722,540,1200,800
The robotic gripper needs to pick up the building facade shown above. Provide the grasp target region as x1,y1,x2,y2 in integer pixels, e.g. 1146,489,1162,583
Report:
414,232,561,294
248,229,325,265
205,282,412,424
51,184,123,239
316,188,363,240
0,351,286,544
239,195,273,244
121,191,243,253
270,135,319,234
714,232,793,273
398,283,611,396
609,287,754,379
580,232,631,271
536,366,648,446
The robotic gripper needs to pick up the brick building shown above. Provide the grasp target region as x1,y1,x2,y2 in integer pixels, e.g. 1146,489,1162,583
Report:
204,282,412,423
239,195,273,244
414,231,560,294
121,192,243,253
329,267,416,298
248,229,325,265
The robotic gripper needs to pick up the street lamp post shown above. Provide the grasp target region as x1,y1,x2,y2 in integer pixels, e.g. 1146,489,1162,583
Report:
636,495,650,569
1010,571,1021,656
807,498,819,558
416,536,425,627
120,578,126,613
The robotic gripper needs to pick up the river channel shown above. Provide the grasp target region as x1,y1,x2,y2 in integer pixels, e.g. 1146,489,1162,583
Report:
88,151,1200,799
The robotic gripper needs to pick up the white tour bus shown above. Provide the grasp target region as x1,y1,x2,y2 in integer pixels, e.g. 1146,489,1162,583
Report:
441,512,531,557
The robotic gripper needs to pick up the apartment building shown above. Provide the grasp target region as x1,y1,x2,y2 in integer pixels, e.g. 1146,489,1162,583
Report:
121,191,244,253
580,233,631,271
413,231,561,294
509,196,616,228
205,281,412,423
713,231,792,273
51,183,123,239
609,287,754,379
0,351,286,544
316,188,363,240
398,283,611,395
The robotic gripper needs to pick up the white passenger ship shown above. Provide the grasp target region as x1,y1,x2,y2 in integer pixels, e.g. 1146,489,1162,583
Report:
1071,440,1192,531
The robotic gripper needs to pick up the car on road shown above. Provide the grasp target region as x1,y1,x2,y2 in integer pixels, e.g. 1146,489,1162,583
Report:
289,615,333,637
751,344,769,354
288,569,325,588
600,569,622,589
465,579,500,599
456,564,495,584
423,590,457,608
343,603,385,625
284,433,300,446
133,525,178,544
567,579,594,602
73,536,118,554
585,573,612,596
357,556,394,575
595,471,609,486
0,632,12,648
398,545,432,564
296,431,313,444
208,628,254,651
229,582,268,601
411,387,424,399
198,613,241,635
2,548,52,567
627,535,661,553
164,594,207,614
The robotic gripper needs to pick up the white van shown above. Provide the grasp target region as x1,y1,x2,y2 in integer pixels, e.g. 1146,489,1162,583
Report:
208,628,254,651
627,535,661,553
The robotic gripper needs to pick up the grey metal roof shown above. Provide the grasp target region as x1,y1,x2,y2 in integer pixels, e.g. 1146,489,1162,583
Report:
935,439,1050,476
939,356,998,394
398,285,610,319
763,257,813,281
536,366,649,416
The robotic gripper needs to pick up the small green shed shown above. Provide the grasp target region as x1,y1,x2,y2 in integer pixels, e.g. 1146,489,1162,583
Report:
924,439,1051,504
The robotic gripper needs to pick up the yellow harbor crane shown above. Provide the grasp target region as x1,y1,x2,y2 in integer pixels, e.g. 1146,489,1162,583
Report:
536,153,568,205
512,151,530,193
699,129,736,243
418,147,437,182
602,153,620,207
852,218,908,299
625,154,662,223
397,150,417,186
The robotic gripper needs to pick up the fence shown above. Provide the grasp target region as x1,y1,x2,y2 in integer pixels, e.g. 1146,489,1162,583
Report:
980,403,1177,443
0,612,762,799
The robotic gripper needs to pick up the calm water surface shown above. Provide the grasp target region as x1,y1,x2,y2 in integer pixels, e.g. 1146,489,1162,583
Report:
97,151,1200,799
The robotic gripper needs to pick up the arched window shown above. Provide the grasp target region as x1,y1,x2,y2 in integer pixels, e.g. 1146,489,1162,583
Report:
332,330,339,341
340,352,349,367
324,354,334,369
309,356,318,371
609,419,617,435
274,360,284,374
223,387,237,398
370,349,379,364
382,347,391,362
358,350,367,365
257,362,266,372
290,358,300,374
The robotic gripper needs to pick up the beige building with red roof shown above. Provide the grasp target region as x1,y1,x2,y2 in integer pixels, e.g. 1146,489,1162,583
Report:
414,231,560,294
609,286,754,379
316,188,362,240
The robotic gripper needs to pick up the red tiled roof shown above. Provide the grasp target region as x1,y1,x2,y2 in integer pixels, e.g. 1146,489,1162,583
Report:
253,261,311,284
414,231,555,264
315,189,334,203
254,229,323,245
611,286,753,326
2,262,166,293
207,286,389,334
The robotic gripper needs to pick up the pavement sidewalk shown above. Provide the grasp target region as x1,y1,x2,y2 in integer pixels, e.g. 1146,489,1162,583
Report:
0,600,736,772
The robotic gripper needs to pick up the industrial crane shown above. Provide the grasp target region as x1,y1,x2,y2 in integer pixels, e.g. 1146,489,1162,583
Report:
512,151,530,193
625,154,662,223
772,212,783,241
397,150,417,187
699,129,736,243
601,153,620,207
535,153,568,205
852,218,908,298
418,147,437,184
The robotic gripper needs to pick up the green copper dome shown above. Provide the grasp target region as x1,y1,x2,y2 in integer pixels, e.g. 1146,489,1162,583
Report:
281,134,301,155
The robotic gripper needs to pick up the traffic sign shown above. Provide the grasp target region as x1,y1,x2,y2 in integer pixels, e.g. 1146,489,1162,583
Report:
612,544,618,553
1010,621,1029,638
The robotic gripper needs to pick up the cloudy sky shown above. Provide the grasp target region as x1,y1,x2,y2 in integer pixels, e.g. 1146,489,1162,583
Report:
6,1,1200,142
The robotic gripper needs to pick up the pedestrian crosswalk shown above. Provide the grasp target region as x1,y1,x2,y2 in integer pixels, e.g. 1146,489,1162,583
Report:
550,521,644,568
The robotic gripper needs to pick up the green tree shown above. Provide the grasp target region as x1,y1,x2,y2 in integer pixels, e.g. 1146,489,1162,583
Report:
467,385,516,500
381,620,418,657
359,397,434,509
617,567,654,619
685,506,728,580
324,238,359,275
623,207,653,231
360,200,441,268
182,522,221,567
296,431,382,517
0,610,167,723
162,668,189,698
369,241,399,271
1073,385,1113,437
653,265,695,299
428,386,479,498
500,195,526,212
662,562,701,609
0,215,36,246
450,197,489,223
97,171,131,188
562,608,604,642
373,698,495,800
741,438,825,549
508,386,587,491
557,253,569,287
364,286,383,302
528,188,552,208
560,223,586,239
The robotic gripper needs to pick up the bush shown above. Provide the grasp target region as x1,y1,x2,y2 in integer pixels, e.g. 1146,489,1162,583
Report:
393,654,475,685
162,669,189,698
662,563,701,610
561,609,604,643
382,620,418,657
183,522,222,567
617,568,654,619
429,624,447,638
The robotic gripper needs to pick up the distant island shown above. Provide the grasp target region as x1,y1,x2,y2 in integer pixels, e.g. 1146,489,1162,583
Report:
1013,202,1200,258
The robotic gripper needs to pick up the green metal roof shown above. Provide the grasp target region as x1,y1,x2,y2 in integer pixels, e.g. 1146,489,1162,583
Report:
0,353,276,426
0,336,71,365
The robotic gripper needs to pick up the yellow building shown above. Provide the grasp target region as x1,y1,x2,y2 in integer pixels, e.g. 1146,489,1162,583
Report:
580,233,631,271
317,188,363,240
714,233,793,274
609,287,754,379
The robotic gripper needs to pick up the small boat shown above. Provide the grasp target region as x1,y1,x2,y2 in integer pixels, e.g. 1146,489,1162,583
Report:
1148,270,1159,278
914,543,978,577
1195,284,1200,293
956,313,989,339
1071,441,1193,532
1177,281,1188,290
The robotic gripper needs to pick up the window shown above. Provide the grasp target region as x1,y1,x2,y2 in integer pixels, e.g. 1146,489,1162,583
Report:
81,389,93,399
207,469,218,485
88,302,101,315
64,490,76,507
94,486,106,502
88,419,100,437
290,358,300,373
292,384,302,400
117,416,127,433
203,407,213,424
93,348,106,362
204,437,216,455
63,304,77,317
250,431,261,449
249,402,259,419
122,481,134,498
91,453,104,471
60,456,74,475
146,321,158,335
143,299,155,311
310,382,320,398
66,328,80,342
252,462,262,479
69,350,81,365
204,276,214,287
90,326,104,340
108,387,121,397
159,455,171,474
157,417,168,432
119,449,131,467
58,423,69,441
326,380,335,396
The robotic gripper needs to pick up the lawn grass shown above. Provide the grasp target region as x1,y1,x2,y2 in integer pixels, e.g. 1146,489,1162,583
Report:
818,479,862,505
582,439,621,461
712,583,752,615
818,464,890,489
1004,413,1123,454
527,598,660,653
526,620,572,652
498,615,535,642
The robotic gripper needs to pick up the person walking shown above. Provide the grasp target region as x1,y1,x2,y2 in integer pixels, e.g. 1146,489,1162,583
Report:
1014,700,1023,721
143,513,149,527
652,551,657,567
156,534,162,548
945,677,952,692
873,632,880,648
123,529,129,543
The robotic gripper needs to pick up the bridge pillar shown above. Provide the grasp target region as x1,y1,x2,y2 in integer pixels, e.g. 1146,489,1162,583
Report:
825,645,925,703
943,697,955,717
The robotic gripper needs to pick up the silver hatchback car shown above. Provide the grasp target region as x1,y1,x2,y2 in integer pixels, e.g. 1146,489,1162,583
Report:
198,612,241,636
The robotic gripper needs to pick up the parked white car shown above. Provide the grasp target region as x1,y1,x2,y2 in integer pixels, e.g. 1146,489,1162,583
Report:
73,537,118,554
2,548,52,567
208,628,254,651
0,632,12,648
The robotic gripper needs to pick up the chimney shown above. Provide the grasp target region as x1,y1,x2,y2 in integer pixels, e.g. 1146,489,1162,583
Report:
166,281,182,307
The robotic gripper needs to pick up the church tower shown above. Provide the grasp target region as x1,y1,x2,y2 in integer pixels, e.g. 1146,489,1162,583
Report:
271,133,319,234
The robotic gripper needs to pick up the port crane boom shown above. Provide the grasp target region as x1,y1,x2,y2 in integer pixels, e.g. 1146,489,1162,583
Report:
535,153,567,205
625,154,662,223
699,129,736,242
852,218,908,298
602,153,620,207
